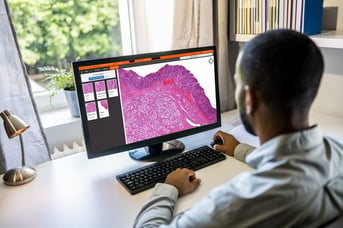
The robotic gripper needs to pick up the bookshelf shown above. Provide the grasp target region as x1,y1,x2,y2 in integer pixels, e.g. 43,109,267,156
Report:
229,0,343,121
229,0,343,49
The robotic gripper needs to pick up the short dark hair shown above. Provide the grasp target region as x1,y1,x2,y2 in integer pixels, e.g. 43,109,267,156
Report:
239,29,324,114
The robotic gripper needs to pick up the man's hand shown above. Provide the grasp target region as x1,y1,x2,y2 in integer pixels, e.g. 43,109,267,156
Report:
212,130,240,156
165,168,201,196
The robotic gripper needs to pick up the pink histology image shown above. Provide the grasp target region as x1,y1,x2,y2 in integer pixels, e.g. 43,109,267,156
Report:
107,79,117,90
98,100,109,118
95,81,105,92
82,83,95,101
86,102,97,113
83,83,93,93
118,64,216,143
107,79,118,97
100,100,108,109
95,81,107,99
86,102,98,120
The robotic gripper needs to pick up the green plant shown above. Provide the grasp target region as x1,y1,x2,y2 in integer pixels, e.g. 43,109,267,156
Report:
39,66,75,103
8,0,122,73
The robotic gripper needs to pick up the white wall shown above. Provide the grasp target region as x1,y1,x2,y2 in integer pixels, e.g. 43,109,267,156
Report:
312,0,343,119
322,0,343,30
312,48,343,119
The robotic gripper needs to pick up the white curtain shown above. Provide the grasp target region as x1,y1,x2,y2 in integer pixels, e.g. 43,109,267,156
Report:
129,0,236,112
172,0,213,48
130,0,175,53
213,0,237,111
0,0,50,174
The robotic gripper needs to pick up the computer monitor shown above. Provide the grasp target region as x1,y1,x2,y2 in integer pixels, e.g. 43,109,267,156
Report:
72,46,221,161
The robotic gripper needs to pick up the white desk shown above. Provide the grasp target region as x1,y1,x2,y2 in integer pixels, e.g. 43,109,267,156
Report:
1,110,341,228
0,110,255,228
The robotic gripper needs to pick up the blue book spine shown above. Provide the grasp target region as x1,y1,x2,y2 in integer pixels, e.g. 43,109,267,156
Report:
303,0,323,35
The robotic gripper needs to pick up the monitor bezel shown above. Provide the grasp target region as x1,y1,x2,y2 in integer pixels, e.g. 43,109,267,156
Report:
72,46,221,159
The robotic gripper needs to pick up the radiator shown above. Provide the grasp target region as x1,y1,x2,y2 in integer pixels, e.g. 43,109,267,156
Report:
51,141,85,159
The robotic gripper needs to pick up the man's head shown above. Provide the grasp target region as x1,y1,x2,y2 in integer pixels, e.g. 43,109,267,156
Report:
235,29,324,135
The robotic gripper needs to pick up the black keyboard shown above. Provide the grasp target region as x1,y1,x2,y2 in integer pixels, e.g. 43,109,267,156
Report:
116,145,226,194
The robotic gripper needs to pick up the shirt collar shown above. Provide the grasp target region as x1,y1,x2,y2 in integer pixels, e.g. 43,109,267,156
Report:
246,125,323,169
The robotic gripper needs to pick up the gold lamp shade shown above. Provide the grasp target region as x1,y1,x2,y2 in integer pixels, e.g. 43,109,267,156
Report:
1,109,36,186
0,109,29,138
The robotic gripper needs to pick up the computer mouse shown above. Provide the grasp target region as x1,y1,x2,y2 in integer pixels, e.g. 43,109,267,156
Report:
210,137,223,147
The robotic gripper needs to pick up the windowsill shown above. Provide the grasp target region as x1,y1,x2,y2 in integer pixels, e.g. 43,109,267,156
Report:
40,107,81,129
40,107,83,153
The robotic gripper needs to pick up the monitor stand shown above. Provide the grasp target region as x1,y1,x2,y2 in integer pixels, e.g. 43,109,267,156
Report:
129,140,185,162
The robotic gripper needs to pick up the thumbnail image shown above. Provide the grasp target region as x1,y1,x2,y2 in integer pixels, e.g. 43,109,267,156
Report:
95,81,107,100
86,102,98,121
107,79,118,97
98,100,110,118
82,83,95,102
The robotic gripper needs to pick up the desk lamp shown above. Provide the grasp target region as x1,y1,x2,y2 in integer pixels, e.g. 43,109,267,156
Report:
0,109,36,186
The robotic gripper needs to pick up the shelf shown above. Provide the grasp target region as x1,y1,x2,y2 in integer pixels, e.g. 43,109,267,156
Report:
310,30,343,49
229,33,255,43
230,30,343,49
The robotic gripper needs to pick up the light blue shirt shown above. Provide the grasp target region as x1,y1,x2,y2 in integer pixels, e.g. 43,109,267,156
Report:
134,126,343,227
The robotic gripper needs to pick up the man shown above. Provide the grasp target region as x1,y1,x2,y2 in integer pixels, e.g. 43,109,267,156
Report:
134,29,343,227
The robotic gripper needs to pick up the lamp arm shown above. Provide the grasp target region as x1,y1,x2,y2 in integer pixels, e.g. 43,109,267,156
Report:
19,134,25,166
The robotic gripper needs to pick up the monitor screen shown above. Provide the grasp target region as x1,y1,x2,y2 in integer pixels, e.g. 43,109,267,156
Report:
72,46,221,161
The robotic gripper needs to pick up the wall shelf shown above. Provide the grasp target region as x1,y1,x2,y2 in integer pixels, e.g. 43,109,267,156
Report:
230,30,343,49
310,30,343,49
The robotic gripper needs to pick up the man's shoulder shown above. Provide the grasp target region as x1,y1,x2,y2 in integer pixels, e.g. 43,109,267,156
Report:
323,135,343,145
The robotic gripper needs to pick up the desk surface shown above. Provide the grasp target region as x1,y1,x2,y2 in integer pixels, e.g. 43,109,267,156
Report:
0,110,255,228
1,110,340,228
2,147,254,228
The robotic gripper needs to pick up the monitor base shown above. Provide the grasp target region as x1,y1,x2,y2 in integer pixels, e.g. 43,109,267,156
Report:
129,140,185,162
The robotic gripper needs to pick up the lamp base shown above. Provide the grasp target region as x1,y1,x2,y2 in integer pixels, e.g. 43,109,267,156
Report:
3,166,36,186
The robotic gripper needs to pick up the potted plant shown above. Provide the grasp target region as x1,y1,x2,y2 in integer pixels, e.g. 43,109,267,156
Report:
39,66,80,117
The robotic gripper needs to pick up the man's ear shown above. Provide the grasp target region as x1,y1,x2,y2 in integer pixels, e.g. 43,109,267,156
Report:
243,85,257,114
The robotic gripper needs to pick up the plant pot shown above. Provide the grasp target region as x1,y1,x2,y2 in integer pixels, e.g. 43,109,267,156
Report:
64,89,80,117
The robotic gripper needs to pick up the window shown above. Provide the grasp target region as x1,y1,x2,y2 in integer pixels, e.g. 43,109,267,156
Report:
7,0,127,112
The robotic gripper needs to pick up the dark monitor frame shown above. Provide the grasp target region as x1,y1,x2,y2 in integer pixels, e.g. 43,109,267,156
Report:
72,46,221,160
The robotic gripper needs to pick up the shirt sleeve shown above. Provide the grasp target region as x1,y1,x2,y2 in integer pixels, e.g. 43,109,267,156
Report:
134,183,178,227
234,143,255,162
134,175,256,228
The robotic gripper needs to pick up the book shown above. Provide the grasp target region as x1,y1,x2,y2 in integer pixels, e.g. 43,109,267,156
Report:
302,0,323,35
234,0,323,36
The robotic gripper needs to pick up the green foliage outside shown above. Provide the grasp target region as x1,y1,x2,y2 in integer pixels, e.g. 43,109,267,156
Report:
8,0,122,75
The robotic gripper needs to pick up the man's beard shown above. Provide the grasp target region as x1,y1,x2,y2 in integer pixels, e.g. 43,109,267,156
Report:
239,105,256,136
